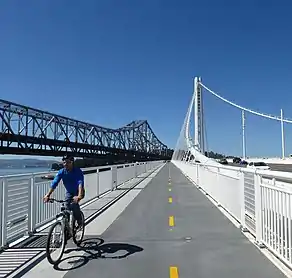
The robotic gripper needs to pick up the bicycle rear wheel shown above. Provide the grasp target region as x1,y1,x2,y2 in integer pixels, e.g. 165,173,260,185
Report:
72,211,85,246
46,221,66,265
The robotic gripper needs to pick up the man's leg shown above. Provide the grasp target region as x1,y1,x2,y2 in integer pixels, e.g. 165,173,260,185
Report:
65,195,72,211
65,194,82,226
70,202,82,226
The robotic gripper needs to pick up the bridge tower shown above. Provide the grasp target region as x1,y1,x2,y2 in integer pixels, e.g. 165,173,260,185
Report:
194,77,205,154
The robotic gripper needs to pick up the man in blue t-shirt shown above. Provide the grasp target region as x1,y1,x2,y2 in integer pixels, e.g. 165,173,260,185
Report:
43,154,84,227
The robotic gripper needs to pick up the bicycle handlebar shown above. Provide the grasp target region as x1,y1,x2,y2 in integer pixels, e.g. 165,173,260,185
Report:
48,198,66,203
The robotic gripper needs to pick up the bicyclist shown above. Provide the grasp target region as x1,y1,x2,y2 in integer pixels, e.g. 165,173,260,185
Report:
43,154,84,228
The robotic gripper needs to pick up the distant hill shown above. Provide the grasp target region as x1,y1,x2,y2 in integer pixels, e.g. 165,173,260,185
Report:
0,158,59,169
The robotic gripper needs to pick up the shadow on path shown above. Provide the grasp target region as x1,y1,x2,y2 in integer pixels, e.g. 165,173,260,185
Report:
53,237,143,271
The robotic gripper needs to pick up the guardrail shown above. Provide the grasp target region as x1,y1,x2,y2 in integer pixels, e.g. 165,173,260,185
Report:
173,160,292,269
0,160,163,249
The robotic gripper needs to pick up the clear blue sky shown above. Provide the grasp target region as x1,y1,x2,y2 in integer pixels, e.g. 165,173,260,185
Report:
1,0,292,159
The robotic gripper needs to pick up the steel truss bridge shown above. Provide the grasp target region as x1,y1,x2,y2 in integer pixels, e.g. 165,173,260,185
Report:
0,99,173,160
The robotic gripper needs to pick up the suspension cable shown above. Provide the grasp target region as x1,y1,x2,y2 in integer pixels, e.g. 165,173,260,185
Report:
200,82,292,124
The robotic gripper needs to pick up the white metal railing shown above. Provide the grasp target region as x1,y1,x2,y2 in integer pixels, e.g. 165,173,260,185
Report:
173,160,292,269
0,160,163,249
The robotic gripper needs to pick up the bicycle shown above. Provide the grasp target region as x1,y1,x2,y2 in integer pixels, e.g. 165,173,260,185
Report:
45,198,85,265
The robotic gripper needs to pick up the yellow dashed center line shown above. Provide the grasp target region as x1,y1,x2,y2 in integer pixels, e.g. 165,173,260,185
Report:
169,216,174,227
168,172,178,278
170,266,179,278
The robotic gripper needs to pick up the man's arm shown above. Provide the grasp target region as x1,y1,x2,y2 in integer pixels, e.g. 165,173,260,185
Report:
44,169,63,201
77,169,84,200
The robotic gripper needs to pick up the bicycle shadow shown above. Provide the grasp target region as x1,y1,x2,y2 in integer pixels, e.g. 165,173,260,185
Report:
53,237,143,271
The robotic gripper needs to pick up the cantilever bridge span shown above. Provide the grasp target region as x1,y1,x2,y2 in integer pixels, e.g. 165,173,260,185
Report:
0,99,172,160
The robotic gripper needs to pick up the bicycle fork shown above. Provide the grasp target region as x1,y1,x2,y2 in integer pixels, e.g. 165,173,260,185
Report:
51,227,63,248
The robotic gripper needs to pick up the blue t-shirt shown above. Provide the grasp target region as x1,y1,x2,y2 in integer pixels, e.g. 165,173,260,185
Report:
50,167,84,196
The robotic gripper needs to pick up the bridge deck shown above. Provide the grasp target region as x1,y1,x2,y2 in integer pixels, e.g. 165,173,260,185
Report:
20,163,287,278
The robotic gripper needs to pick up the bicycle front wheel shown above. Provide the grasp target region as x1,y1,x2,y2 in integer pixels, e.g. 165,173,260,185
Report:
46,221,66,265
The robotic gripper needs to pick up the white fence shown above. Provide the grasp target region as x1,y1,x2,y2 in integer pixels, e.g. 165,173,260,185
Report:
0,160,163,249
173,160,292,269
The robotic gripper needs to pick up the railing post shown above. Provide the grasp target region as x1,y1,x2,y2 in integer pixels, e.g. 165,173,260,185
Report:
239,170,248,232
196,164,199,187
111,166,117,190
28,175,36,234
132,164,136,178
1,178,8,248
254,172,265,248
216,167,221,207
0,179,3,249
135,163,138,177
96,169,100,197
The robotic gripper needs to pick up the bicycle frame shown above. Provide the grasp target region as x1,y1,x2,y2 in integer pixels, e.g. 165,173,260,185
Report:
49,199,73,237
